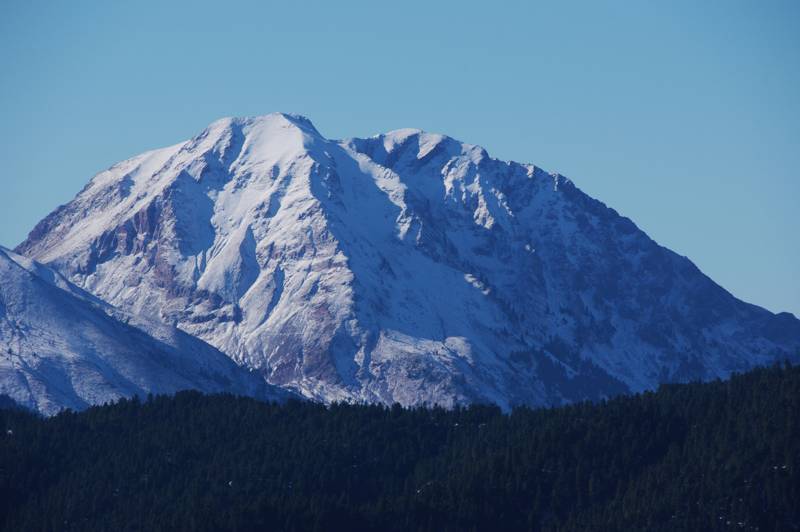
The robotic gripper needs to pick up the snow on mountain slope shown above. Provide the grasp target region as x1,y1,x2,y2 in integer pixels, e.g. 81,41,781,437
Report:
0,247,289,415
16,113,800,408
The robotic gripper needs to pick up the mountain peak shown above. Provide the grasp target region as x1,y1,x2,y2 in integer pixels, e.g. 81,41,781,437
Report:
205,112,321,139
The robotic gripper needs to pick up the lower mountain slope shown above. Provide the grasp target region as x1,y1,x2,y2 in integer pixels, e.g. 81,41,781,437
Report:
0,247,287,415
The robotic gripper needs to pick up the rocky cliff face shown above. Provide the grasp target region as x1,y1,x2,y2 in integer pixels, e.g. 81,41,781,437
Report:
16,113,800,408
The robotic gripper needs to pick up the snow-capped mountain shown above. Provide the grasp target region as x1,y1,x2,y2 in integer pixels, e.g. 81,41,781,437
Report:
15,113,800,408
0,247,289,415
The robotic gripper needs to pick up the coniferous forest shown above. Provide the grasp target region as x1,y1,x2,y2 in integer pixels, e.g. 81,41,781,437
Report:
1,364,798,532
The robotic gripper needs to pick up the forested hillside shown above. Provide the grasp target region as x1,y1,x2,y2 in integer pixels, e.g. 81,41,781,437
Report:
1,364,798,531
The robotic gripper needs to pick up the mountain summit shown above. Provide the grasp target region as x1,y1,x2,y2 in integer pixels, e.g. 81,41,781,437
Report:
16,113,800,408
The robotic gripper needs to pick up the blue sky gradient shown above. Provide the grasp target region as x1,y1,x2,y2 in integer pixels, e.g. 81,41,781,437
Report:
1,0,798,315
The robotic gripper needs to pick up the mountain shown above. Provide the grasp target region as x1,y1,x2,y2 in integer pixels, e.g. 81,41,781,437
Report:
15,113,800,408
0,247,289,415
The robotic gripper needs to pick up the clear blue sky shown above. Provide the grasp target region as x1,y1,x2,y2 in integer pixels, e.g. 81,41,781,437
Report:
1,1,798,315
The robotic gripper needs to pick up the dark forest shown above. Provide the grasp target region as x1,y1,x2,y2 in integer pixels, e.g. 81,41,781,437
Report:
1,363,797,531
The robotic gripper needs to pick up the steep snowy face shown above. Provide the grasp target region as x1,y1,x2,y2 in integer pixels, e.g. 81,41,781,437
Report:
0,247,288,415
16,113,800,408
